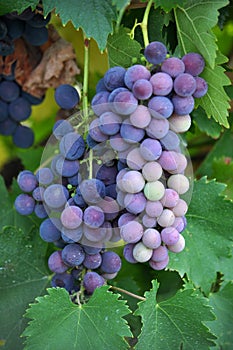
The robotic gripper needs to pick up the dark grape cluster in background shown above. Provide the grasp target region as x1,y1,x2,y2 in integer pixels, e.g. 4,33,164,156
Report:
0,5,50,148
14,40,208,297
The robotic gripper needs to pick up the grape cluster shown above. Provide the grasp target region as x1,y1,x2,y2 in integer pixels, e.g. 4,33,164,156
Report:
14,40,208,296
88,41,208,270
0,6,50,148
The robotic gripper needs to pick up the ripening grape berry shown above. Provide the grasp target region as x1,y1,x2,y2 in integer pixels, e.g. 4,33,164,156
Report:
144,41,167,65
150,72,173,96
124,192,147,214
120,220,144,243
144,181,165,201
133,242,153,262
61,206,83,229
130,105,151,128
100,251,122,274
149,255,169,270
142,161,163,182
148,96,174,119
103,66,126,91
161,57,185,77
132,79,153,100
48,250,69,274
17,170,38,193
83,271,105,294
174,73,197,97
193,76,208,98
14,193,35,215
54,84,80,109
124,64,151,89
61,243,85,267
167,234,185,253
121,170,145,193
169,114,191,133
39,218,61,242
157,208,175,227
182,52,205,76
142,228,161,249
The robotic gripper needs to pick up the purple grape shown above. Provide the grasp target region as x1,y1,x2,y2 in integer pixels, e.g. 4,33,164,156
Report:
124,192,147,214
120,220,143,243
83,205,105,228
83,253,102,269
172,216,186,233
96,163,118,186
149,255,169,270
160,130,180,151
55,155,79,177
32,186,45,201
51,272,75,293
133,242,153,262
113,90,138,115
193,77,208,98
167,234,185,253
130,105,151,128
0,118,17,136
39,218,61,242
59,132,85,160
61,205,83,229
146,117,169,139
103,66,126,91
100,251,121,273
99,111,122,135
97,196,119,220
96,78,108,92
145,200,163,218
36,167,54,186
140,138,162,161
61,226,83,242
142,161,163,182
126,147,147,170
52,120,74,140
172,94,195,115
83,224,107,243
182,52,205,76
83,271,105,294
79,179,106,204
43,184,69,209
123,243,137,263
151,245,168,262
161,227,180,245
120,119,145,143
48,250,68,273
132,79,153,100
148,96,174,119
124,64,151,89
172,199,188,216
142,214,157,228
161,57,185,77
61,243,85,267
54,84,80,109
142,228,161,249
17,170,38,192
88,118,108,142
8,97,31,121
73,188,86,208
14,193,35,215
174,73,197,97
160,188,179,208
83,245,102,255
91,91,110,116
150,72,173,96
158,150,187,173
144,41,167,65
121,170,145,193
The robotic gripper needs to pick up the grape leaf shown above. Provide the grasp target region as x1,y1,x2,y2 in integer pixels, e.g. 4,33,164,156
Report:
174,0,229,68
135,280,216,349
0,227,49,350
42,0,117,51
107,27,142,68
192,106,223,138
197,64,231,127
169,177,233,294
0,0,38,15
153,0,188,12
206,282,233,350
22,286,132,350
112,0,131,11
212,157,233,200
196,126,233,177
16,147,44,172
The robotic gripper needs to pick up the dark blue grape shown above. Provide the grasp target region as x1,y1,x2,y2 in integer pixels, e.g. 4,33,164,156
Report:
83,253,102,269
3,17,25,39
73,187,86,208
21,91,44,105
8,97,31,121
39,218,61,242
83,245,102,255
79,179,106,204
120,119,145,143
0,100,11,122
11,7,34,21
91,91,110,116
34,203,48,218
172,94,195,115
52,119,74,140
61,226,83,242
96,164,118,186
32,186,45,201
96,77,108,93
55,155,80,177
105,184,117,199
28,12,51,28
113,90,138,115
108,87,128,103
61,243,85,267
148,96,173,119
0,118,17,135
14,193,35,215
54,84,80,109
67,172,82,186
12,125,34,148
43,184,69,209
83,205,105,228
0,80,20,102
59,132,85,160
36,167,54,186
86,133,99,148
23,24,48,46
0,35,14,56
0,19,7,39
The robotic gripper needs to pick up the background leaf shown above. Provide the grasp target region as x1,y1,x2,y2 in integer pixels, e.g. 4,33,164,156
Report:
135,280,216,349
22,286,132,350
169,177,233,294
107,27,142,67
212,157,233,200
0,0,38,15
154,0,187,12
206,282,233,350
192,107,223,139
174,0,229,68
0,226,49,350
42,0,117,51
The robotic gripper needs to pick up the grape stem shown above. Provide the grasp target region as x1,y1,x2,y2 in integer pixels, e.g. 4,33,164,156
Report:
140,0,153,47
110,285,146,301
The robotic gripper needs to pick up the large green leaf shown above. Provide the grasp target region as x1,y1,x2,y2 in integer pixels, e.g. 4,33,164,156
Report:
206,282,233,350
135,280,216,349
0,0,38,15
212,157,233,200
0,226,49,350
169,177,233,294
174,0,229,68
107,27,142,68
154,0,187,12
22,286,132,350
42,0,117,51
197,64,231,127
192,107,223,139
